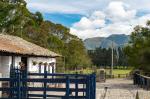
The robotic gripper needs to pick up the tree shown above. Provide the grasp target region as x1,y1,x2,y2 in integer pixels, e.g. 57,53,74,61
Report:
88,48,112,67
88,47,129,68
124,20,150,72
35,12,43,25
118,47,128,68
66,39,92,69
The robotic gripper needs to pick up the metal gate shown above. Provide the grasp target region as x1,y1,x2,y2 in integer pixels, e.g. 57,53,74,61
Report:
0,67,96,99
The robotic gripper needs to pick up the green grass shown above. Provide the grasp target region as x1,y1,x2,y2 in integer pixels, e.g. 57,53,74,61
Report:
105,69,132,75
65,68,132,75
104,69,132,78
65,68,94,74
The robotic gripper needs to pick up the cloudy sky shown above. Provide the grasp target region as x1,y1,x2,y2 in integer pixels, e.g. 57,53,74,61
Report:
25,0,150,39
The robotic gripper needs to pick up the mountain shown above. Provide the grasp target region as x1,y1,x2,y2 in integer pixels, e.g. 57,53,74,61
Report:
84,34,130,50
84,37,105,50
106,34,130,46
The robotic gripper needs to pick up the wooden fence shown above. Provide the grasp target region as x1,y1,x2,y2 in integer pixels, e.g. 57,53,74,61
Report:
0,68,96,99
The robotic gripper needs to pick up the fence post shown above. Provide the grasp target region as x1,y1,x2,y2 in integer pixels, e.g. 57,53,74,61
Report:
16,68,21,99
137,74,140,86
118,74,120,78
65,76,70,99
93,73,96,99
144,77,147,89
140,76,142,87
147,79,150,90
90,74,96,99
90,75,92,99
83,83,85,97
43,71,47,99
86,75,90,99
133,73,136,85
75,74,78,98
9,66,14,98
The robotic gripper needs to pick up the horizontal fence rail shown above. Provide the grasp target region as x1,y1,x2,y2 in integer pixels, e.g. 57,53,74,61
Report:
133,73,150,90
0,68,96,99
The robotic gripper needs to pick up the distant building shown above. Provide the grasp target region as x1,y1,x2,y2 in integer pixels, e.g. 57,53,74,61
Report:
0,34,61,77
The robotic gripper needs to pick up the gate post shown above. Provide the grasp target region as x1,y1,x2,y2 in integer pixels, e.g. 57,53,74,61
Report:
43,71,47,99
75,74,78,98
16,68,21,99
65,76,70,99
9,66,14,98
92,73,96,99
86,75,90,99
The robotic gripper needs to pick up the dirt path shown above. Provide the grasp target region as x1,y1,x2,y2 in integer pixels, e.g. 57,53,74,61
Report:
96,78,150,99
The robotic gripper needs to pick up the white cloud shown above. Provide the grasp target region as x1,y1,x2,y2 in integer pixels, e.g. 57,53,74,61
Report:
70,1,150,39
90,11,105,20
25,0,110,15
25,0,150,39
73,11,105,30
26,2,85,14
133,14,150,26
105,1,136,22
73,17,93,30
25,0,150,15
70,28,107,39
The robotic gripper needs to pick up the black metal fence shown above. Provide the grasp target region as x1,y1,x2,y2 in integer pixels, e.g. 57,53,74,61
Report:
133,73,150,90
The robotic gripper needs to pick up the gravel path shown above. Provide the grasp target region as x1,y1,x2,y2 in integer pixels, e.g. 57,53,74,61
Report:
96,78,150,99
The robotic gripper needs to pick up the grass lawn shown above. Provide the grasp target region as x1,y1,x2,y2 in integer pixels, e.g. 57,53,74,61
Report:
105,69,132,75
63,68,133,78
65,69,94,74
65,68,132,76
104,69,132,78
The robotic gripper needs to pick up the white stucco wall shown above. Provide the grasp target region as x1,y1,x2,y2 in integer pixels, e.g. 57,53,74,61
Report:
0,56,21,78
0,55,56,78
28,57,56,73
13,56,21,68
0,56,11,78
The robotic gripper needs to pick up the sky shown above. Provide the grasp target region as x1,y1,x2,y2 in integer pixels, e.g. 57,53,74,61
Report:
25,0,150,39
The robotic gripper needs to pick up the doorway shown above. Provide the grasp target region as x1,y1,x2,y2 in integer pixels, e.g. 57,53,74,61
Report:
21,57,28,72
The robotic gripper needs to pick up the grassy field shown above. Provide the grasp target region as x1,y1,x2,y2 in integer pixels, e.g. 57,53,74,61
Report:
64,67,133,78
104,69,132,78
64,68,132,76
105,69,132,75
65,69,93,74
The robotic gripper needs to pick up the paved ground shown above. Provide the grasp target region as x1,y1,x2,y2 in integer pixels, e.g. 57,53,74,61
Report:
28,78,150,99
96,78,150,99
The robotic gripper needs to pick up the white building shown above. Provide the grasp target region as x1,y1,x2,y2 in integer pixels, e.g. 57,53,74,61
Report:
0,34,61,78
